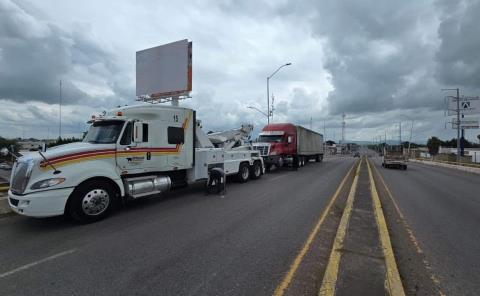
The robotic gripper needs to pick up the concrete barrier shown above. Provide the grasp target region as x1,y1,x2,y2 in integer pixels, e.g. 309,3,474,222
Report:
410,159,480,175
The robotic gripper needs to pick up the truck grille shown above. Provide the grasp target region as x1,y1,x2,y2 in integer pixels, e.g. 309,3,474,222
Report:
10,161,33,194
254,145,269,156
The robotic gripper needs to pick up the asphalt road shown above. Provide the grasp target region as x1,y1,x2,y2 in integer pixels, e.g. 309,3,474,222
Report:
0,156,355,296
371,157,480,296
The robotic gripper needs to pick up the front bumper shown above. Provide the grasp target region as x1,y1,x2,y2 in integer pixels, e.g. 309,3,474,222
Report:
263,155,281,165
8,187,74,218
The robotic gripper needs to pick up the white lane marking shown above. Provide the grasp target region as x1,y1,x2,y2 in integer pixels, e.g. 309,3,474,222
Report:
0,249,77,279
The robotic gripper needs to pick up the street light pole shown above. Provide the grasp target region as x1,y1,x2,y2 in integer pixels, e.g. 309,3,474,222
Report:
267,63,291,124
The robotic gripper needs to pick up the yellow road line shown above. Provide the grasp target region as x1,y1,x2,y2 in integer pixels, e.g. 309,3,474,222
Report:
318,157,363,296
370,158,446,296
272,160,358,296
366,158,405,296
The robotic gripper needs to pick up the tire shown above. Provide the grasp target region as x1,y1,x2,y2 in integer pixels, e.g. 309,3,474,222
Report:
250,161,262,180
315,155,321,162
68,180,116,223
265,164,272,172
236,163,250,183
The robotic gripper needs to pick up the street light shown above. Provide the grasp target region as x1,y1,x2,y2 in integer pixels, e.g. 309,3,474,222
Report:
247,106,269,118
267,63,291,124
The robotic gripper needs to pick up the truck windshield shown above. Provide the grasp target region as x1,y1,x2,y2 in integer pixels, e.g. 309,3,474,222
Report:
83,120,125,144
258,135,284,143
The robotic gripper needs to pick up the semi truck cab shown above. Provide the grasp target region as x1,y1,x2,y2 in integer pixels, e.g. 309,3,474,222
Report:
253,123,324,170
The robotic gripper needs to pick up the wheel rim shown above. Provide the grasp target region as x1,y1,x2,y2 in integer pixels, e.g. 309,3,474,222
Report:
81,189,110,216
242,167,249,179
278,157,284,167
254,165,261,177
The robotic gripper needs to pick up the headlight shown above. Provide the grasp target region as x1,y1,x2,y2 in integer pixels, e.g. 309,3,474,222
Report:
31,178,65,190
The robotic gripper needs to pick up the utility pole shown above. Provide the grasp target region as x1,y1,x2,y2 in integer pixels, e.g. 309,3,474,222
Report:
399,121,402,145
323,120,326,155
59,80,62,139
408,120,414,158
341,113,346,144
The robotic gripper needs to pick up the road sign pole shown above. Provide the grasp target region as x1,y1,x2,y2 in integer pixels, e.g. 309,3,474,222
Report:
461,113,465,157
456,88,460,164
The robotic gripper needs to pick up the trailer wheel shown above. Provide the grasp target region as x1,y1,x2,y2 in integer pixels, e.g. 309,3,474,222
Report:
236,163,250,183
315,155,321,162
68,180,115,223
250,161,262,180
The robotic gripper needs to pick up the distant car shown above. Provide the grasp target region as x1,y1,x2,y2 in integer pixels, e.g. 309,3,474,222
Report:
0,162,12,170
353,152,360,157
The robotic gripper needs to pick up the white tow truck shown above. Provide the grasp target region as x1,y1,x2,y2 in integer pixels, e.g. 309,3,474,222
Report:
6,104,264,222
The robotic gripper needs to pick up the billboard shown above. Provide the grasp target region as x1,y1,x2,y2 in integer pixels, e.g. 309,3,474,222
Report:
136,39,192,97
447,96,480,115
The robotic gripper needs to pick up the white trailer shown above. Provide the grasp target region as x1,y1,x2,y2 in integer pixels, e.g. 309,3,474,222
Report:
6,104,263,222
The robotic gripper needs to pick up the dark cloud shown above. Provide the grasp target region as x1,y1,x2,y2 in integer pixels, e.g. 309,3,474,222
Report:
0,0,129,106
435,0,480,93
294,0,441,115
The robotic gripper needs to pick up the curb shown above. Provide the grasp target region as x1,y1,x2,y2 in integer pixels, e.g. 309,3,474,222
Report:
410,159,480,175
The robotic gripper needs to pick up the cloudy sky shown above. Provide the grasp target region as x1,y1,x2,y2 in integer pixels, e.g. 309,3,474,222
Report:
1,0,480,143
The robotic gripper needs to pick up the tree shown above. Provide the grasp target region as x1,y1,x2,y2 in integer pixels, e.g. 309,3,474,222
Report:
427,136,441,155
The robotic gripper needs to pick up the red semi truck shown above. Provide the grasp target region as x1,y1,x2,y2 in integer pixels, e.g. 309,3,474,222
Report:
253,123,324,171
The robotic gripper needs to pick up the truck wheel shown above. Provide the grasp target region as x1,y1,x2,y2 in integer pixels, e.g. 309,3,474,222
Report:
315,155,320,162
68,180,115,223
236,163,250,183
250,161,262,180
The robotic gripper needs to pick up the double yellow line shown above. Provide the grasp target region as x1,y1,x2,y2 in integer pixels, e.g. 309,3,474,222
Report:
273,159,358,296
319,157,404,296
318,157,362,295
273,157,405,296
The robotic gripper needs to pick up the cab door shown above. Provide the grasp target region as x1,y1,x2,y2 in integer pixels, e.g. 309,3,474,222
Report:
116,121,149,174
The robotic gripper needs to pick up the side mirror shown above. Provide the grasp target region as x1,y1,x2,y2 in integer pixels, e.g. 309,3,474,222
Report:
133,122,143,143
287,136,293,144
0,147,8,156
